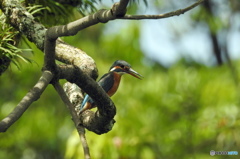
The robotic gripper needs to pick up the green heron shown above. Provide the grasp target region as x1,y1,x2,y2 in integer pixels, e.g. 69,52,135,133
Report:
79,60,143,113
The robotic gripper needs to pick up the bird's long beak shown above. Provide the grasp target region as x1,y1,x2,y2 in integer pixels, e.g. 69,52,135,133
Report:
127,68,143,80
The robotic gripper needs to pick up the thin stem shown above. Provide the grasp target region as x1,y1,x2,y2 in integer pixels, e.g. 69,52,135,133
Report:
118,0,205,20
53,82,91,159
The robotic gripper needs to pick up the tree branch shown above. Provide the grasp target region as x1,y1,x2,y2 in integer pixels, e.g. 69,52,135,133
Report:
45,24,117,133
0,0,46,49
0,0,97,78
45,0,131,40
58,64,116,134
43,29,58,79
53,82,91,159
0,71,53,132
203,0,222,65
118,0,206,20
42,0,133,135
112,0,130,17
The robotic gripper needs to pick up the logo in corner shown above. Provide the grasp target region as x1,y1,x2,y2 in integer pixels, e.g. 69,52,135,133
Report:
210,150,215,156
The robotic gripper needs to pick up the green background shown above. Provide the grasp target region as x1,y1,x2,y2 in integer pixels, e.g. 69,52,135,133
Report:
0,1,240,159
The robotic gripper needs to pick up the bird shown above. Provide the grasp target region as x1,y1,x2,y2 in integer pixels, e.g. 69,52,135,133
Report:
79,60,143,113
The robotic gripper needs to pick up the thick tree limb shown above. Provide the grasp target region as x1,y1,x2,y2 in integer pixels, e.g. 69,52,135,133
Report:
55,39,97,79
118,0,206,20
0,0,46,50
0,0,97,78
0,71,53,132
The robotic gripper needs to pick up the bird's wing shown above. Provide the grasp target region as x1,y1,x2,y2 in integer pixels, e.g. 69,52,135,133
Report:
80,73,114,110
98,72,114,93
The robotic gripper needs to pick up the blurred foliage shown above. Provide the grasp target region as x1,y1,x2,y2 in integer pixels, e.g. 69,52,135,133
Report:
190,0,240,65
192,7,224,34
191,0,232,34
1,0,240,159
1,20,240,159
23,0,84,26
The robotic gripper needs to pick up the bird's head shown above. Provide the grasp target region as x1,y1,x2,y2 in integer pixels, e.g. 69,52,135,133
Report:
109,60,143,79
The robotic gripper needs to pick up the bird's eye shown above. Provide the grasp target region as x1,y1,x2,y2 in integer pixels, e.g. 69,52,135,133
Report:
120,65,124,68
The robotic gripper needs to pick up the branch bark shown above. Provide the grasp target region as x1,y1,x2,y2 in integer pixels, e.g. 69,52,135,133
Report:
0,0,97,78
112,0,129,17
0,71,53,132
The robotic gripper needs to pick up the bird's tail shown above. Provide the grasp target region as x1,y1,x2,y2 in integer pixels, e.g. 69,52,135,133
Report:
79,94,96,113
80,94,90,110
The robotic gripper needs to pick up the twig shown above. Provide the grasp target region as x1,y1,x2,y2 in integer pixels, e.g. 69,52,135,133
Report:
53,82,91,159
118,0,206,20
79,126,91,159
0,71,53,132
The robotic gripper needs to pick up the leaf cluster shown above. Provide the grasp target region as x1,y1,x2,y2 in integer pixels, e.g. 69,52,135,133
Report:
23,0,101,26
0,14,31,75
